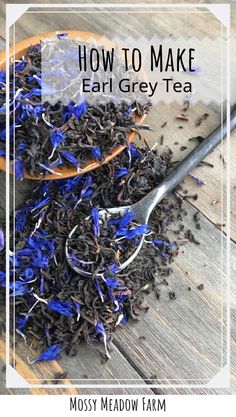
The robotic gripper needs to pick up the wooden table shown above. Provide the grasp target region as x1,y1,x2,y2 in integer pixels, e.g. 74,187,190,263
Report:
0,1,236,395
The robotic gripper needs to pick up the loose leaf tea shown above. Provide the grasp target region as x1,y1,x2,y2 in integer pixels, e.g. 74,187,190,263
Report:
67,209,149,276
0,142,195,362
0,36,150,178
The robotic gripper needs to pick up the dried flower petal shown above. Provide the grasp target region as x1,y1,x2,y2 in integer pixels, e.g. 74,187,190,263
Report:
16,315,29,330
0,228,4,251
115,167,129,178
116,224,149,239
189,173,205,186
91,146,102,161
48,300,74,316
91,208,100,237
14,159,25,180
60,151,80,168
31,344,62,363
95,321,110,358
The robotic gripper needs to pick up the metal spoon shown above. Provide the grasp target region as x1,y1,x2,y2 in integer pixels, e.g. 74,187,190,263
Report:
66,106,236,277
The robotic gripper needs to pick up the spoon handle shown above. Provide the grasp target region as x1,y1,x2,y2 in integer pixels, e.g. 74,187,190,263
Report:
141,105,236,218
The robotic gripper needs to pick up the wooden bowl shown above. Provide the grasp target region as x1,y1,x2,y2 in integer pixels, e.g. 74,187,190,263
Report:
0,30,146,180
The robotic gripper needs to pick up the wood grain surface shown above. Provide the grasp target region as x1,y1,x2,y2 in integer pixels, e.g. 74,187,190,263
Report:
0,0,235,395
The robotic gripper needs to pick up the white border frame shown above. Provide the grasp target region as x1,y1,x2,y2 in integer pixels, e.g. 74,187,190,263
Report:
5,3,231,389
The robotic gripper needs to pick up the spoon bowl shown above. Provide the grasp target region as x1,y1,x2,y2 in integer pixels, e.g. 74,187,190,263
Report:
65,184,164,277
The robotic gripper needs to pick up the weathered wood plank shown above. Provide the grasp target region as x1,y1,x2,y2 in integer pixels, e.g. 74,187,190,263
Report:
0,338,78,394
145,102,236,241
0,356,32,395
0,37,5,50
0,173,36,223
0,336,153,394
58,344,154,394
4,3,222,42
112,200,236,392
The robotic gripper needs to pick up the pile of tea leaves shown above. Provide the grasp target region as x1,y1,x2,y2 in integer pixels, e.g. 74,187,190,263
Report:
67,209,149,276
0,37,150,179
0,141,192,362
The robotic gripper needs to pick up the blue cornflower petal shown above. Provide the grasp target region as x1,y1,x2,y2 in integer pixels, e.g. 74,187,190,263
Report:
24,88,42,97
124,105,132,117
57,175,83,194
10,281,30,297
120,315,127,325
0,70,6,82
116,224,149,239
47,300,74,316
95,320,109,357
31,196,51,212
107,290,120,313
0,125,14,142
69,102,88,119
115,167,129,178
19,102,44,120
57,33,68,39
16,205,33,232
15,60,26,71
118,210,136,230
79,176,93,200
0,129,6,142
82,189,93,199
14,159,25,180
95,279,104,302
15,248,33,257
0,228,4,251
91,208,100,237
50,129,66,150
32,344,62,363
109,263,120,275
17,142,27,154
0,271,6,284
60,151,80,168
189,173,205,186
95,321,106,338
16,315,29,330
129,143,141,160
31,253,50,268
108,210,135,230
17,102,44,121
91,147,102,161
40,181,53,196
27,74,42,86
117,291,128,303
33,105,44,117
40,276,45,294
106,277,120,289
21,268,34,280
